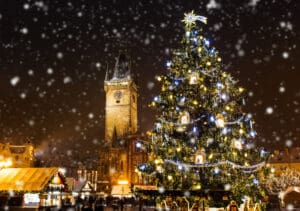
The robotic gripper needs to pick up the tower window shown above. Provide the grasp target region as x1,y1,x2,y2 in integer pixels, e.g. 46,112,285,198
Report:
132,95,135,103
116,100,120,103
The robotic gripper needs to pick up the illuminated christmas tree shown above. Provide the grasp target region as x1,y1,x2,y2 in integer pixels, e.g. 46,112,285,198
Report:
138,11,268,203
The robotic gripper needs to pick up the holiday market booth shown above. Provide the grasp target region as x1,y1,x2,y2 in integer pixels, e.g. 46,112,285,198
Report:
74,180,96,199
0,167,69,209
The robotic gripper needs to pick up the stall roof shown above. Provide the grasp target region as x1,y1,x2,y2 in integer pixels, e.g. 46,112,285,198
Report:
0,168,59,192
74,180,95,193
111,184,132,197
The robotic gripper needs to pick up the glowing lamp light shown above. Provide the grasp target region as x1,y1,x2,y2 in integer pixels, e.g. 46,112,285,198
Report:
136,142,142,148
0,159,13,168
118,180,129,185
24,193,40,205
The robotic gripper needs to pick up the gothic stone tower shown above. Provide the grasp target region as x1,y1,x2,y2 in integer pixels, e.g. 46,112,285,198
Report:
99,53,140,191
104,54,138,142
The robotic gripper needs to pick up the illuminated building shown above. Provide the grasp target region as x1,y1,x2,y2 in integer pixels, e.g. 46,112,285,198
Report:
0,142,34,168
98,53,148,194
268,147,300,174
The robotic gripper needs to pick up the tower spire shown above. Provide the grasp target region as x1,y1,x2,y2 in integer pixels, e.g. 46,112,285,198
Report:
105,63,109,81
112,53,131,80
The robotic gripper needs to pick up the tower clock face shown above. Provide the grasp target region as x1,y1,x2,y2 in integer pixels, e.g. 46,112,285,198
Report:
114,91,122,100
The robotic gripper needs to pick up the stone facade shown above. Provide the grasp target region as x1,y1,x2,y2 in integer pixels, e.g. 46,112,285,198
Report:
268,147,300,174
0,142,34,168
104,79,138,142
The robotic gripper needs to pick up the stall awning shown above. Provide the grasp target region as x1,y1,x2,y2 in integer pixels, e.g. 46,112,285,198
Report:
134,185,157,190
111,185,132,197
0,168,59,192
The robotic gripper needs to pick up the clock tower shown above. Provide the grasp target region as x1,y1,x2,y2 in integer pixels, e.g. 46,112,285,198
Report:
99,54,147,192
104,53,138,143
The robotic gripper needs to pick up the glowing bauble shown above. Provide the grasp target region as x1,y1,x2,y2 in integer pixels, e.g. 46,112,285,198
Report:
232,139,243,150
178,97,186,106
189,72,199,85
215,114,225,128
194,149,206,164
178,111,190,125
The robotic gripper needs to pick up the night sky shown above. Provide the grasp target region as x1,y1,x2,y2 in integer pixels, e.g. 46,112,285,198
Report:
0,0,299,171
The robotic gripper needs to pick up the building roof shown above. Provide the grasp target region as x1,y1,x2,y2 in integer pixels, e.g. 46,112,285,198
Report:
111,184,132,197
74,180,95,192
0,167,59,192
269,147,300,163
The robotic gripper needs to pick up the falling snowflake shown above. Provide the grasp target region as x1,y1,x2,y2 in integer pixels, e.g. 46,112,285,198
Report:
63,76,72,84
206,0,221,10
20,27,28,34
10,76,20,86
47,68,54,75
282,52,289,59
23,4,30,10
285,139,293,147
265,107,274,114
57,52,64,59
279,86,285,93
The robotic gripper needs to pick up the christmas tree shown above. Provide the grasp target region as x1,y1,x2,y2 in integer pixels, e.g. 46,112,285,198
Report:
138,11,268,203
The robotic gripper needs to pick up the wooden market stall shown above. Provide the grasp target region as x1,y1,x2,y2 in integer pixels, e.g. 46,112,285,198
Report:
0,167,68,208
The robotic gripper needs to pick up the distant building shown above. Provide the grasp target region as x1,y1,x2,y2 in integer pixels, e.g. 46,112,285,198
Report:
98,53,148,194
77,169,98,191
268,147,300,173
0,142,34,167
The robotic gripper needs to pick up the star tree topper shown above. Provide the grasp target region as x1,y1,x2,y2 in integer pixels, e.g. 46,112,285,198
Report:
182,11,207,28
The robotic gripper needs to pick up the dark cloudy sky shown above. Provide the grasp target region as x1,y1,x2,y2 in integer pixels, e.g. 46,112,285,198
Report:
0,0,299,169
